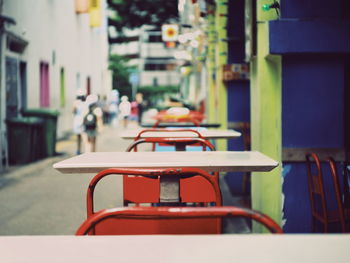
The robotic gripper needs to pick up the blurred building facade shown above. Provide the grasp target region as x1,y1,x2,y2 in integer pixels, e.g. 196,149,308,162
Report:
0,0,110,169
138,28,180,87
110,25,180,97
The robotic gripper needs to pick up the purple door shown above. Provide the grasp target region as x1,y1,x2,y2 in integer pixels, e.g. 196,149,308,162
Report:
40,62,50,107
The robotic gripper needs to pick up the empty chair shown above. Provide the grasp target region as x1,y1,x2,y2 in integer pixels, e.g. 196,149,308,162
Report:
133,128,208,151
126,136,215,152
306,153,349,232
134,128,204,141
153,109,201,128
76,206,283,235
124,137,218,206
87,168,222,234
328,157,350,232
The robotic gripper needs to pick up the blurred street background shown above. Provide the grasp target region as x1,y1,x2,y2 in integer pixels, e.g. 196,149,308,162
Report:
1,0,350,234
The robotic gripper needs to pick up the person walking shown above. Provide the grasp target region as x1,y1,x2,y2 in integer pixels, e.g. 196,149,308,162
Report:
119,95,131,128
83,94,103,152
136,92,144,125
73,89,86,155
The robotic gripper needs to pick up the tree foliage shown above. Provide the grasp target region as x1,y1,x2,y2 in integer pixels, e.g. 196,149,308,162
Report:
107,0,178,33
108,54,135,98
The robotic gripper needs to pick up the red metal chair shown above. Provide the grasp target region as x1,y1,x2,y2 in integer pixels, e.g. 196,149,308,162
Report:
124,137,218,206
126,136,216,152
87,168,222,234
153,110,203,128
328,157,350,232
132,128,208,151
306,153,349,232
135,128,203,138
76,206,283,235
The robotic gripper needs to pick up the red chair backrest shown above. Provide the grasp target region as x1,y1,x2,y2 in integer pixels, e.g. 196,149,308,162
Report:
306,152,327,221
306,153,347,232
124,138,218,205
134,129,204,141
87,168,223,234
327,157,347,232
126,137,216,152
133,129,206,151
153,113,201,128
76,206,283,235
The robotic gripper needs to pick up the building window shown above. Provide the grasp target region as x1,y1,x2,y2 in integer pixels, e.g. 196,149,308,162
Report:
148,35,162,43
40,62,50,107
144,64,167,71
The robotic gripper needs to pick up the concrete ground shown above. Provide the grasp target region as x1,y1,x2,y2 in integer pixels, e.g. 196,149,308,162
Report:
0,120,249,235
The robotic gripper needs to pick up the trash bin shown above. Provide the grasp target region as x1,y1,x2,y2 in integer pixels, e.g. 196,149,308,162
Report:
22,108,59,157
6,117,44,165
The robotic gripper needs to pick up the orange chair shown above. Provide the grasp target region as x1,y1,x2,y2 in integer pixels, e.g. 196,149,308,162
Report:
306,153,349,232
124,137,218,206
76,206,283,235
153,110,203,128
87,168,222,234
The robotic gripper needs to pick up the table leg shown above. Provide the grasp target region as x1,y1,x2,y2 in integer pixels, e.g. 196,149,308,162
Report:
159,143,185,203
160,175,180,203
175,142,186,151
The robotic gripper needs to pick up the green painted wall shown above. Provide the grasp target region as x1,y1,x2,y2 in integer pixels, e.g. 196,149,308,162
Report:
215,0,228,150
206,6,217,126
250,1,282,232
60,67,65,107
206,1,228,150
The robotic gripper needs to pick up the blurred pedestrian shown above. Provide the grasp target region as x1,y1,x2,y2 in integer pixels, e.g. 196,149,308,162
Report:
83,94,103,152
119,95,131,128
136,92,144,125
73,89,86,155
109,89,119,127
99,95,110,124
130,101,139,123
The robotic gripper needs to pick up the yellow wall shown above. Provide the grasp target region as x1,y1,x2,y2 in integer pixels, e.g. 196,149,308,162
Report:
250,1,282,232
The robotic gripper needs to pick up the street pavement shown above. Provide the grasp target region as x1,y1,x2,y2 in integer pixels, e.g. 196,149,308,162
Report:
0,122,134,235
0,120,248,235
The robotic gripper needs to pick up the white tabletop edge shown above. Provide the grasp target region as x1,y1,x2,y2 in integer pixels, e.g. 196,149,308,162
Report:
53,151,278,174
1,235,350,263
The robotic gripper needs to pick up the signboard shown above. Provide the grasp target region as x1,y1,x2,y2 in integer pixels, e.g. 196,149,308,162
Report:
75,0,89,13
162,24,179,42
129,72,139,85
222,64,249,81
89,0,101,27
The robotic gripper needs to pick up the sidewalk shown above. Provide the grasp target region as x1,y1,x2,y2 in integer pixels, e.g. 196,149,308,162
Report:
0,122,137,235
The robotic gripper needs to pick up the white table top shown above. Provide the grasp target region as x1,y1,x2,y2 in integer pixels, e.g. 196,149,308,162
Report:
120,129,242,139
53,151,278,174
1,235,349,263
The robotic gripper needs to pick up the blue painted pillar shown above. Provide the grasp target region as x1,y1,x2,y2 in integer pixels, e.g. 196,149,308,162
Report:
268,0,350,232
